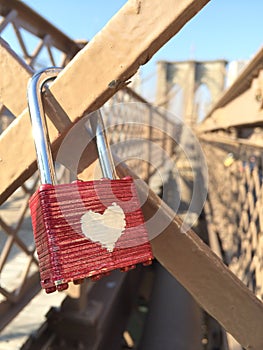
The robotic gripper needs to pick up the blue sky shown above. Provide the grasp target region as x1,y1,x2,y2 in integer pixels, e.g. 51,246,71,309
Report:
22,0,263,61
13,1,263,101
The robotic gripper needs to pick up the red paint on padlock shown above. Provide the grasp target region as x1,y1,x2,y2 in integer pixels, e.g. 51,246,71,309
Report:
27,68,153,293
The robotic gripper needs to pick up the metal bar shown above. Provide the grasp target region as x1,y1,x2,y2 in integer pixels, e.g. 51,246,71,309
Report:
15,253,37,297
0,235,14,272
11,20,30,59
199,133,263,150
27,35,54,67
198,85,263,132
123,86,175,128
27,36,46,67
138,263,203,350
0,0,210,204
205,46,263,119
0,9,17,33
0,0,81,57
89,110,117,180
138,169,203,350
199,62,263,132
112,162,263,350
0,37,33,116
0,272,41,330
204,201,222,259
46,44,56,67
0,216,37,265
0,285,15,301
27,68,62,185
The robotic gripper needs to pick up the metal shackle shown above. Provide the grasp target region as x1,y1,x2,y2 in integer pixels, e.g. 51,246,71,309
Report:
27,67,117,184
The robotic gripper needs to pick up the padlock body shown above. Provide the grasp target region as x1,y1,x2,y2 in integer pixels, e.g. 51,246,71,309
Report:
30,177,153,292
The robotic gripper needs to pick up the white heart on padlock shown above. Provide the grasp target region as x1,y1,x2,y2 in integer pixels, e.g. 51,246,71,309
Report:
80,202,126,252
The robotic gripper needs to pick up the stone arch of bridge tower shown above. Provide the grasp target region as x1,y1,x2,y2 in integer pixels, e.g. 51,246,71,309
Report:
194,83,211,123
156,60,227,125
165,83,184,121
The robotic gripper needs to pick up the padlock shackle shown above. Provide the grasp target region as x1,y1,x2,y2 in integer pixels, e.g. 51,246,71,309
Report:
27,67,62,185
28,67,117,184
90,110,117,180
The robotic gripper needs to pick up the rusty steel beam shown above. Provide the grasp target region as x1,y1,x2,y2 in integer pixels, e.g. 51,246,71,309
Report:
0,0,81,58
0,0,210,204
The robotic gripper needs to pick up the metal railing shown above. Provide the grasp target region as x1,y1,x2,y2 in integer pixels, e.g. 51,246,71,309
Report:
0,91,177,330
1,2,263,349
0,1,84,329
0,0,83,71
201,133,263,301
0,2,178,330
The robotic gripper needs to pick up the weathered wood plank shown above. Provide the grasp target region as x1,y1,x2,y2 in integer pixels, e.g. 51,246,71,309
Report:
0,0,210,204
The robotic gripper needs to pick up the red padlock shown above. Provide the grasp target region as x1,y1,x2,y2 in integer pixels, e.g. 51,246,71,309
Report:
27,68,153,293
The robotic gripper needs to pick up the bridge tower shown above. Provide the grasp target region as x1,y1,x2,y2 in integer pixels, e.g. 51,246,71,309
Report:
156,60,227,125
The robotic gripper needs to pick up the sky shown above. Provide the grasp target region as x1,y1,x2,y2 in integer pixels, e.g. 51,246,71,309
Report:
5,0,263,102
21,0,263,61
